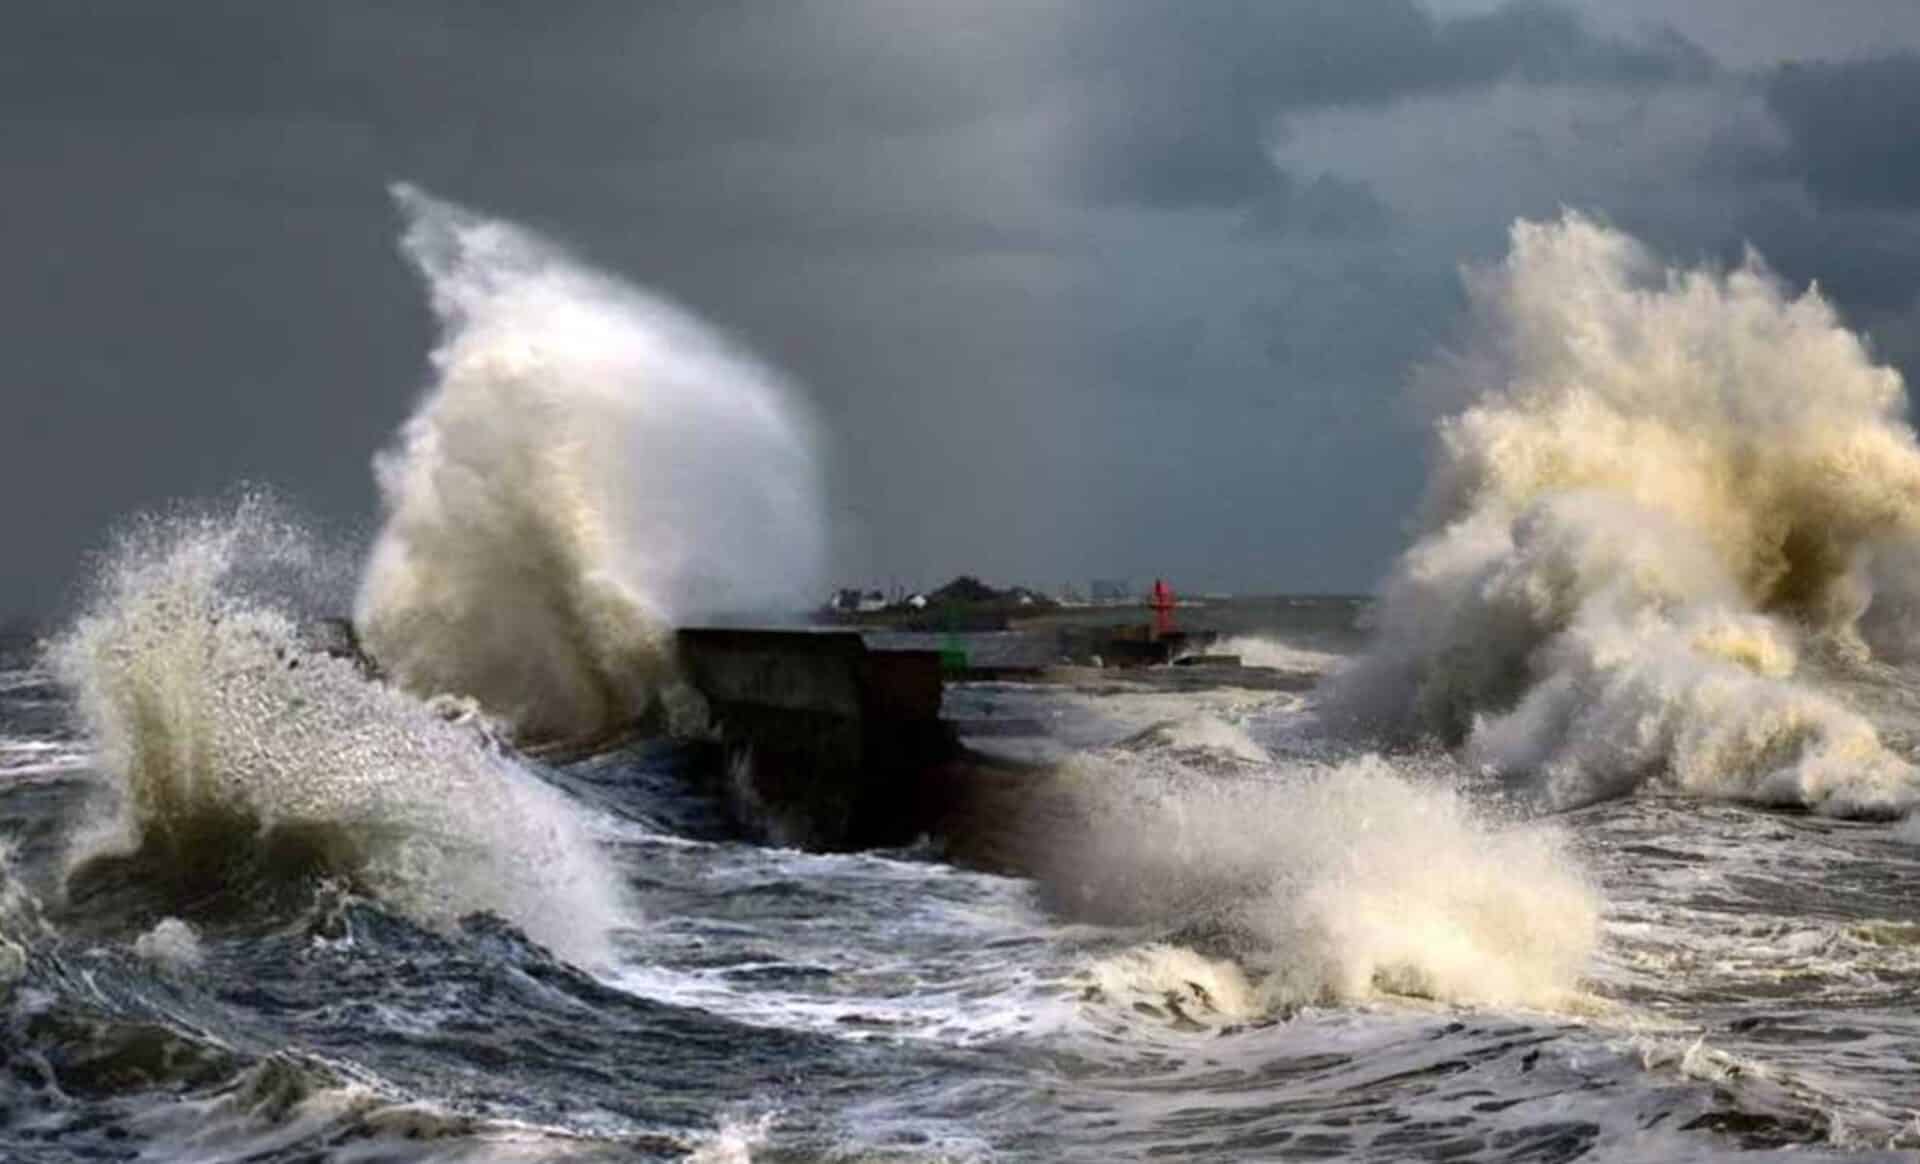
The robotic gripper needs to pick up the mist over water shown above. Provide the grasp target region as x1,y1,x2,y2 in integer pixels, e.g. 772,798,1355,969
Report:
357,185,828,742
1330,213,1920,818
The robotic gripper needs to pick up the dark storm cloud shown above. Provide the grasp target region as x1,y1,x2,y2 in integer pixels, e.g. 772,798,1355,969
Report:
3,2,1038,150
1070,0,1714,209
1764,54,1920,211
6,1,1920,615
1,2,1064,613
1244,172,1394,238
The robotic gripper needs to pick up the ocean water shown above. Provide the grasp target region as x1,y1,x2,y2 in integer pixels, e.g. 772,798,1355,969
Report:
6,606,1920,1162
9,198,1920,1160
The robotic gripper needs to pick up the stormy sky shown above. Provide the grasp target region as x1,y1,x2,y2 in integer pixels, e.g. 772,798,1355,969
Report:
7,1,1920,615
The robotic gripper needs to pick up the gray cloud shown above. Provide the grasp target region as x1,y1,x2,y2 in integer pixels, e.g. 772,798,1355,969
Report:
1244,172,1395,238
7,2,1920,616
1069,0,1713,209
1765,54,1920,211
1566,0,1920,71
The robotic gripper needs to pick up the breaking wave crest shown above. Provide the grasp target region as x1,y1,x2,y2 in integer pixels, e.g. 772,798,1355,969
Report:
1212,635,1343,674
1329,213,1920,817
46,498,627,965
1055,746,1598,1014
356,185,827,743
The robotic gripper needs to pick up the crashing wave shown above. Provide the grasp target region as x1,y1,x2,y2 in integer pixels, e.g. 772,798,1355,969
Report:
46,498,628,966
1056,751,1598,1013
1329,213,1920,817
356,185,827,743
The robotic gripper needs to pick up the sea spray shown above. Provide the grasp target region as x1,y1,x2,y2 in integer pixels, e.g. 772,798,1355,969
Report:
47,497,627,965
357,185,828,742
0,840,44,1001
1329,213,1920,816
1057,746,1598,1013
1208,634,1344,675
132,917,203,972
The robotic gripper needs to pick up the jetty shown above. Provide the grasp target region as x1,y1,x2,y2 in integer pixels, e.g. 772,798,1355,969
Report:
674,628,959,849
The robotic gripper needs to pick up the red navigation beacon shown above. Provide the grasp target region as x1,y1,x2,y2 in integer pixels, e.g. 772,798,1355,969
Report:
1149,578,1177,639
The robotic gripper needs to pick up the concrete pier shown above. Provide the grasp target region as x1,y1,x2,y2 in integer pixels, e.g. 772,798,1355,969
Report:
675,629,958,849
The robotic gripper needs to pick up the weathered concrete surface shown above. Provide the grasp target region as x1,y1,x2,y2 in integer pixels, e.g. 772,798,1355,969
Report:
675,629,957,849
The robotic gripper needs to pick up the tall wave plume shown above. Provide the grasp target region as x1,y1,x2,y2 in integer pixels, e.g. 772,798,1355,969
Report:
46,497,627,965
357,185,828,743
1329,212,1920,817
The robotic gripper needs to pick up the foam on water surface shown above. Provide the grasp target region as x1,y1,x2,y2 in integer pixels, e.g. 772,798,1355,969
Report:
1211,634,1346,674
607,839,1081,1046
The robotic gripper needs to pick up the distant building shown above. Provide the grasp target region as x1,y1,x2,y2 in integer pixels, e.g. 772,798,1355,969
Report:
829,588,890,613
1090,578,1131,604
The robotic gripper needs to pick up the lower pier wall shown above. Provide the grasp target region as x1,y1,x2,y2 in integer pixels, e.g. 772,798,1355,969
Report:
675,629,958,850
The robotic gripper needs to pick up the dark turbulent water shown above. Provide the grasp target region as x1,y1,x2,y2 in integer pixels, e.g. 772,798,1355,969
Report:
4,603,1920,1163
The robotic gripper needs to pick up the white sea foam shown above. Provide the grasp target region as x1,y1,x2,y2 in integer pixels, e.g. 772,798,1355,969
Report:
1895,813,1920,845
1112,714,1271,765
356,185,827,742
608,844,1073,1046
134,916,204,971
1080,943,1266,1025
129,1055,584,1164
46,498,628,966
1330,212,1920,816
1211,635,1344,674
0,738,89,780
0,840,41,999
1058,752,1598,1013
685,1113,776,1164
0,670,51,694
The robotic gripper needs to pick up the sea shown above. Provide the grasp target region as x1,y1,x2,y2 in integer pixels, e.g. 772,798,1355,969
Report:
7,194,1920,1161
4,592,1920,1161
